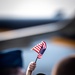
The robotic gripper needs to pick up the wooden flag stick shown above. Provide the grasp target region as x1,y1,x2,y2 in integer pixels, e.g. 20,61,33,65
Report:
35,56,38,63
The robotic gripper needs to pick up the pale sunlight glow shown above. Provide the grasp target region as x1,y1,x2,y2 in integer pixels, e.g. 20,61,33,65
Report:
0,0,75,19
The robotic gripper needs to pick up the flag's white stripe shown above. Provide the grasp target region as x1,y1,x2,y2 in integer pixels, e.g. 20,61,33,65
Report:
37,44,42,48
35,46,41,50
42,41,46,48
38,44,42,47
35,46,40,51
33,47,39,52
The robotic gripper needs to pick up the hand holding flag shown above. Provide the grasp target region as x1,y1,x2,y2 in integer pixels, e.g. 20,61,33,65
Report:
32,41,47,63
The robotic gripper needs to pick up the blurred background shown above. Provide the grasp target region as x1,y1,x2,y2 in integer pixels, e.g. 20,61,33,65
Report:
0,0,75,75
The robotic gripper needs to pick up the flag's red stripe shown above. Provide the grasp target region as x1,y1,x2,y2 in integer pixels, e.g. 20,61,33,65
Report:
36,45,41,50
32,41,46,56
42,41,46,49
33,47,39,53
35,46,40,51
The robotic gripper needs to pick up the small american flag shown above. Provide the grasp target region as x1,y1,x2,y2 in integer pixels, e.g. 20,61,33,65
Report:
32,41,47,59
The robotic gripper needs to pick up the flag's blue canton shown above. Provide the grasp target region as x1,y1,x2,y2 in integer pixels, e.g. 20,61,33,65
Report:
39,47,46,54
